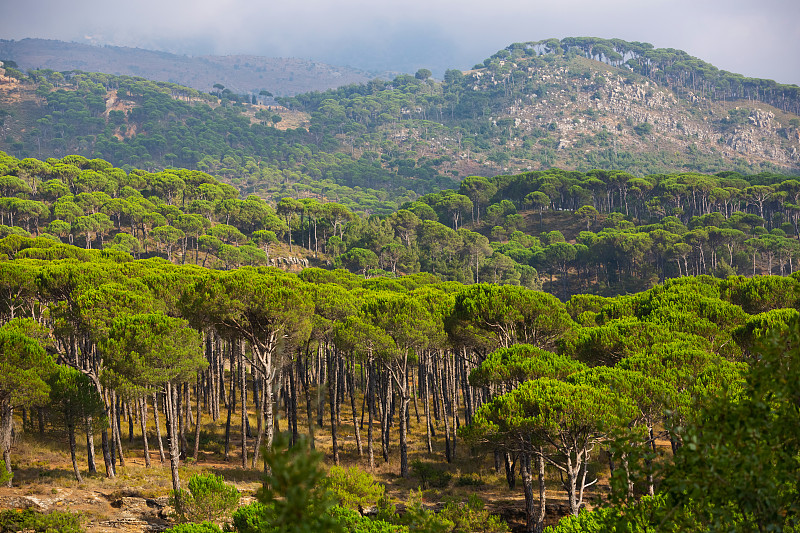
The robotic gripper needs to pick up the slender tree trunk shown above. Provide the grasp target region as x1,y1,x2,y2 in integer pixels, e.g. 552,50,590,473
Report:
252,375,267,469
139,397,151,468
127,402,134,443
398,394,410,478
347,361,362,456
327,351,339,465
535,450,547,533
439,357,452,463
112,391,126,467
299,351,316,450
422,357,433,453
68,421,82,482
85,416,97,474
521,452,536,533
165,382,181,497
193,378,202,462
367,358,375,470
152,393,166,464
240,347,248,469
504,452,517,489
289,363,299,445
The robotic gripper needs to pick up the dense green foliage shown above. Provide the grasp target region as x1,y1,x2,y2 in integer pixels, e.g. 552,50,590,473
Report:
0,154,799,299
0,508,83,533
0,232,796,531
170,473,241,524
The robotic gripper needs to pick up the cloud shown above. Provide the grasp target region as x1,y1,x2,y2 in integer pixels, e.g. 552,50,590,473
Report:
2,0,798,83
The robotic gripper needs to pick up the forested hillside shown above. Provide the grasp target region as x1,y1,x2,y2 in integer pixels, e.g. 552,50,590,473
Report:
0,153,797,300
1,37,799,214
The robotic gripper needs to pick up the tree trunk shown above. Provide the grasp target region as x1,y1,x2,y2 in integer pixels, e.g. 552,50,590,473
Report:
139,397,151,468
521,452,537,533
327,351,339,465
367,358,375,470
347,362,362,456
299,351,316,450
1,404,14,487
398,394,410,478
68,421,82,482
152,393,166,464
240,348,248,469
535,450,547,533
111,391,125,467
165,382,181,497
85,416,97,474
193,377,202,462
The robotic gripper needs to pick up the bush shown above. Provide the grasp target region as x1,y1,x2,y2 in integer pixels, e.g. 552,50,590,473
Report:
397,489,453,533
439,495,509,533
410,460,452,489
323,466,385,511
454,474,485,487
231,502,275,533
0,509,83,533
328,506,408,533
0,460,11,486
170,473,240,524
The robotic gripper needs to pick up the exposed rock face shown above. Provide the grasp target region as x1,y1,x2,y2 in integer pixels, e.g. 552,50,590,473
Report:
0,489,171,533
465,57,800,173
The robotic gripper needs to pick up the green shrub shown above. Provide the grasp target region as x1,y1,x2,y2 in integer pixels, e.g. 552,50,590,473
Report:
410,460,452,489
397,489,452,533
230,502,275,533
323,466,385,511
454,474,485,487
328,506,408,533
170,472,240,524
0,460,11,486
439,494,509,533
0,509,83,533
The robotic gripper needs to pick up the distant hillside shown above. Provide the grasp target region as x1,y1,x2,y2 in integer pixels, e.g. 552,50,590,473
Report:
0,37,799,214
0,38,385,96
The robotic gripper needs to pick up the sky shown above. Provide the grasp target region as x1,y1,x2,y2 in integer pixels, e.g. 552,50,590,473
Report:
2,0,799,84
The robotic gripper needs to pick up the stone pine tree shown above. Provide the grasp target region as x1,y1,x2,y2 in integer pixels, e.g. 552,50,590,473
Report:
47,365,107,482
462,378,635,532
0,318,55,486
101,313,206,497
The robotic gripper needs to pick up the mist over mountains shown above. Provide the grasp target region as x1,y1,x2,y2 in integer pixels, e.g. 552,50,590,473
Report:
0,38,387,96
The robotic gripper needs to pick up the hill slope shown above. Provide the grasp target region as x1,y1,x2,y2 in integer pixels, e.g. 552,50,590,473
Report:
0,37,798,212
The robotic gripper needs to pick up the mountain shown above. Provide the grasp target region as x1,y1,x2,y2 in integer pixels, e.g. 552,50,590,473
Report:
0,37,798,213
0,38,385,96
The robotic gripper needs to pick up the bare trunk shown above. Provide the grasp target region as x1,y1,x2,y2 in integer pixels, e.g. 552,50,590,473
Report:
152,393,166,464
68,422,82,482
193,378,202,462
328,351,339,465
85,416,97,474
347,362,362,456
139,397,151,467
165,382,181,497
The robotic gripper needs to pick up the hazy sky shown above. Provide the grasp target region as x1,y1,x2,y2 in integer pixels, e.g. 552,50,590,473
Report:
3,0,799,84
